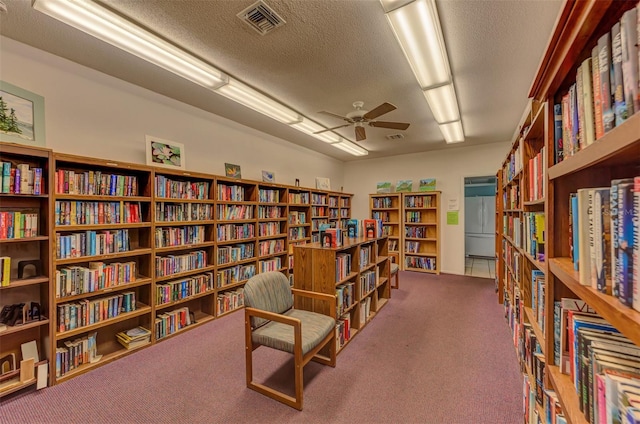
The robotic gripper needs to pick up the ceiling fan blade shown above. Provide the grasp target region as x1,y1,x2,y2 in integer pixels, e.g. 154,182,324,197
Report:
369,121,410,130
318,110,351,121
363,102,396,120
313,124,351,134
355,126,366,141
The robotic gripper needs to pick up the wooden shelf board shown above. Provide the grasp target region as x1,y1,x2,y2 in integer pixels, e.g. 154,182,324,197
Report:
523,251,546,272
336,271,358,286
215,238,254,246
0,377,37,397
55,278,153,303
548,113,640,180
55,248,153,264
155,266,216,282
155,197,215,204
55,344,149,383
155,219,215,227
155,289,216,311
0,318,50,336
56,222,151,231
0,236,49,244
55,194,152,202
550,257,640,346
2,276,49,289
156,241,217,253
218,257,256,267
156,314,215,341
547,365,588,424
405,267,438,274
523,307,545,354
0,193,48,199
257,251,287,260
216,307,244,319
523,199,545,206
257,217,287,222
217,280,249,291
257,233,287,241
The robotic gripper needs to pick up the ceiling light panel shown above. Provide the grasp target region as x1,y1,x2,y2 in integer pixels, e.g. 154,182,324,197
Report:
439,121,465,144
33,0,226,89
423,83,460,124
384,0,451,89
333,141,368,156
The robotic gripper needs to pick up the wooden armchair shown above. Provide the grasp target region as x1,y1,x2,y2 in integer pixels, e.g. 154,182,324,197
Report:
243,271,336,410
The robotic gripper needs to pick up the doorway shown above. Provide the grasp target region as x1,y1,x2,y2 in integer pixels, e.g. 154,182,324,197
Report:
464,176,496,278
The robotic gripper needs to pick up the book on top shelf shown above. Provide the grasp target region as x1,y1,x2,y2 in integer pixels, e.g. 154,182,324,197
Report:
363,219,377,239
346,219,358,238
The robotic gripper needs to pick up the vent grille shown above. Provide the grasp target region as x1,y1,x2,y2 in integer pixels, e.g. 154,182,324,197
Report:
386,134,405,140
237,0,285,35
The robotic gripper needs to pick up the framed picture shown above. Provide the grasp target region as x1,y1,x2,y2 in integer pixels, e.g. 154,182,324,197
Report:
395,180,413,192
145,135,186,170
315,177,330,190
262,170,275,183
419,178,436,192
376,182,392,193
225,163,241,179
0,81,46,147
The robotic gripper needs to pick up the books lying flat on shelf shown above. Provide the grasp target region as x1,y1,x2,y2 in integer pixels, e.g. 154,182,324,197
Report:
116,326,151,350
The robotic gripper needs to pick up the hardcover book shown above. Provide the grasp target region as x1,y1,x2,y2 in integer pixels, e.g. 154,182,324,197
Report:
598,32,615,133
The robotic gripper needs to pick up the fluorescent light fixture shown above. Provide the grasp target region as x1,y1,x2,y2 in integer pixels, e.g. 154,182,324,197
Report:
383,0,450,89
33,0,226,89
423,83,460,124
291,119,340,144
439,121,465,144
332,141,368,156
216,77,301,124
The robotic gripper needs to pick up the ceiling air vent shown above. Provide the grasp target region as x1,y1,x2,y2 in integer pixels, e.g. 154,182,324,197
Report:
386,134,405,140
237,0,285,35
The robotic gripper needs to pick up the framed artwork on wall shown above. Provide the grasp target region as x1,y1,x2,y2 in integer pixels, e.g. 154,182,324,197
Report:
0,81,46,147
315,177,330,190
262,170,275,183
395,180,413,192
145,135,186,170
225,163,242,179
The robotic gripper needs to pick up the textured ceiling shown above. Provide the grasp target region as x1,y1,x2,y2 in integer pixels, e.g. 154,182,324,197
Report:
0,0,562,161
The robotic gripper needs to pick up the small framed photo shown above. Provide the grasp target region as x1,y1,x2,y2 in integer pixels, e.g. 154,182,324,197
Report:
419,178,436,192
0,81,46,147
315,177,330,190
146,135,186,170
262,170,275,183
225,163,242,179
396,180,413,192
376,182,392,193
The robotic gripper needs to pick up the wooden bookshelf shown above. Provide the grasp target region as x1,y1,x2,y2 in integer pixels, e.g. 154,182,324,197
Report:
497,2,640,422
51,152,154,384
401,191,440,274
287,187,311,286
153,168,216,340
293,236,390,354
369,193,401,265
256,182,289,277
0,142,53,394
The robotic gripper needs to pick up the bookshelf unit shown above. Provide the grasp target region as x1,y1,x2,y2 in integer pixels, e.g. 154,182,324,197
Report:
153,169,216,340
256,182,289,277
339,193,351,229
293,236,390,353
51,153,154,384
0,142,53,395
369,193,401,264
287,187,311,285
495,169,504,303
498,2,640,422
311,189,329,243
401,191,440,274
215,177,257,317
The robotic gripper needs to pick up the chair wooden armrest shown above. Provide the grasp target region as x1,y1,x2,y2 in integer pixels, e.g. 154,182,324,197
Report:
244,307,301,330
291,288,337,318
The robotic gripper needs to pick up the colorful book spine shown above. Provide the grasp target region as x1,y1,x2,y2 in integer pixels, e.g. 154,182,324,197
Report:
591,45,604,140
618,182,634,306
633,177,640,312
621,8,639,115
554,103,563,164
611,22,627,125
598,32,614,133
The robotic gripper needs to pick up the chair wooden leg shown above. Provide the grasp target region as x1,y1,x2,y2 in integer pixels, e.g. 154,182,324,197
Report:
294,353,304,410
244,313,254,387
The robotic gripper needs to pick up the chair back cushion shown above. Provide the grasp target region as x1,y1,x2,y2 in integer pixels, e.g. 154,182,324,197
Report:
244,272,294,329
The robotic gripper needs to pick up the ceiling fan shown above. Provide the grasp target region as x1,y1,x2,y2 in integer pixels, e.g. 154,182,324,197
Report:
314,101,410,142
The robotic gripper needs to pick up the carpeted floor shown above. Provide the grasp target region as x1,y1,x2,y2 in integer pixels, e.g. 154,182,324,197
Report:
1,272,522,424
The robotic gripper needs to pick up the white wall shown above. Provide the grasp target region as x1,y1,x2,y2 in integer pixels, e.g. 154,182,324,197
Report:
0,37,344,187
344,142,510,275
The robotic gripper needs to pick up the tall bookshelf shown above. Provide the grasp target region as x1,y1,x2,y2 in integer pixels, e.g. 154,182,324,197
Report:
293,236,390,353
401,191,440,274
0,142,53,395
154,169,216,339
51,153,154,384
310,189,329,243
369,193,401,264
287,187,311,285
215,177,257,317
498,2,640,422
256,182,289,277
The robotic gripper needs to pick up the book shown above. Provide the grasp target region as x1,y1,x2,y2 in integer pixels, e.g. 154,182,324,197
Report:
346,219,358,238
620,7,639,116
598,32,615,133
581,57,596,147
592,188,611,293
553,103,564,163
618,182,635,307
634,177,640,313
592,45,604,141
577,188,593,285
612,179,634,299
363,219,377,239
559,298,597,375
611,22,627,125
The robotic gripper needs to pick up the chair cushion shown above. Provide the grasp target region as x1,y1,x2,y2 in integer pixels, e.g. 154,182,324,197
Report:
244,272,294,329
391,263,399,274
252,309,335,355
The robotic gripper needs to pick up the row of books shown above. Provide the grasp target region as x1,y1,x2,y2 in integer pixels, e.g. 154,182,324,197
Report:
503,143,523,183
54,200,143,226
569,178,639,310
155,225,206,248
115,326,151,350
55,331,99,378
56,169,139,197
359,245,372,269
372,211,390,221
404,195,435,208
216,263,256,287
405,211,422,223
57,291,136,332
156,272,215,305
155,306,193,340
523,212,545,262
156,250,207,278
359,297,372,325
312,219,329,231
257,188,280,203
554,6,640,164
258,257,282,273
55,261,137,298
289,227,307,241
527,147,545,202
257,205,283,219
155,202,213,222
504,184,521,210
258,221,282,237
371,197,394,208
336,313,352,350
336,253,352,282
217,204,253,220
311,193,327,205
288,211,306,224
531,270,546,332
503,215,522,248
258,239,285,256
360,270,377,296
217,243,254,265
155,175,209,200
217,223,255,242
336,282,355,316
56,229,132,259
312,206,329,217
216,288,244,316
404,225,428,238
216,184,245,202
288,192,309,204
0,210,39,239
1,162,43,195
405,256,436,271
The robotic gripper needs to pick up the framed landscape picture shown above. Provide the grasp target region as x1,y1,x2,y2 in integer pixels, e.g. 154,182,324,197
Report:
315,177,330,190
419,178,436,192
145,135,186,170
376,182,392,193
396,180,413,192
0,81,46,147
225,163,242,179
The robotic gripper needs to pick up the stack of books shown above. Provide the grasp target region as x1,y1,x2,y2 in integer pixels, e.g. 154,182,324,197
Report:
116,326,151,350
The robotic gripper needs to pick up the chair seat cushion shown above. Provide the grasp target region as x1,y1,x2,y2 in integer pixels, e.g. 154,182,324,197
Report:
252,309,335,355
391,263,399,274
